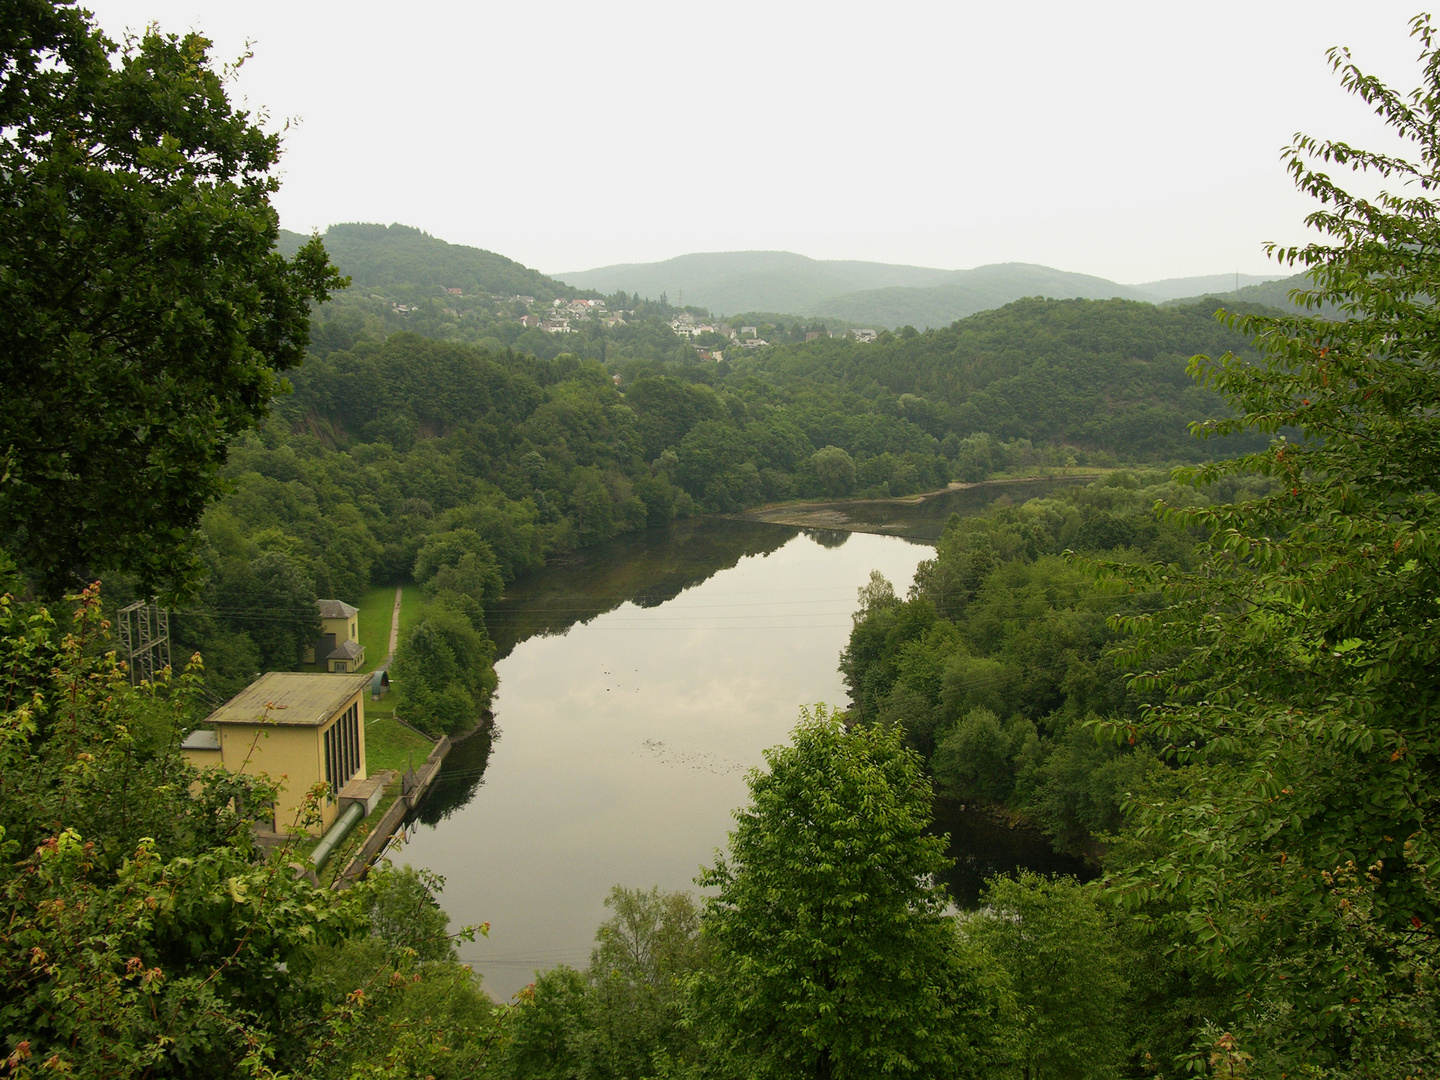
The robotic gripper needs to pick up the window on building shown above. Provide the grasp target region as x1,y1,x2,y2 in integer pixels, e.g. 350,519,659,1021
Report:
323,701,362,800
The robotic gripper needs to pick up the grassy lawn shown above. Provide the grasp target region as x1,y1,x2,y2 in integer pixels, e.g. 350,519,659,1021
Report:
365,713,433,774
376,586,425,716
357,583,403,673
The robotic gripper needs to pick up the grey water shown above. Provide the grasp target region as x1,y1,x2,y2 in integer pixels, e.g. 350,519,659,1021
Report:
397,486,1088,999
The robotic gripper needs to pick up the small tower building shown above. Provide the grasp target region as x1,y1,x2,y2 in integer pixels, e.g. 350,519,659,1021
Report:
304,599,366,672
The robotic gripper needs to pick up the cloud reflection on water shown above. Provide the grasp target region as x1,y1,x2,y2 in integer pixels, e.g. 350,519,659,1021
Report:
396,528,932,998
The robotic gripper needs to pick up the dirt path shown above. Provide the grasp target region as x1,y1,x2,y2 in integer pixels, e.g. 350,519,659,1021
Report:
382,586,402,667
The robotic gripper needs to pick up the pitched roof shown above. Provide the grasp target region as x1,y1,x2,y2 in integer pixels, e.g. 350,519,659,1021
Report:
317,599,358,619
204,672,371,727
327,639,365,660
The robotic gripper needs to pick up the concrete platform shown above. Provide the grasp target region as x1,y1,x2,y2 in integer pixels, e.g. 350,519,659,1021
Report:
339,771,393,817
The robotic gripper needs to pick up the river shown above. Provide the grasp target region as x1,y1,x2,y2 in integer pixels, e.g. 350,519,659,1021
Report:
396,481,1089,998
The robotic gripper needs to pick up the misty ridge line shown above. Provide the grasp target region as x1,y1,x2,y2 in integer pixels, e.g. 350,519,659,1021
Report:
555,250,1284,328
279,223,1294,332
556,249,1274,299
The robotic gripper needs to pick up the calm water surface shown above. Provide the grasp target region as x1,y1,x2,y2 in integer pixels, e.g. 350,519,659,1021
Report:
397,489,1086,998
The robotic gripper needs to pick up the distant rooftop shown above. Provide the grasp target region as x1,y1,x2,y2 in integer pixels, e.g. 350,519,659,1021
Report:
317,599,358,619
328,639,365,660
204,672,371,727
180,729,220,750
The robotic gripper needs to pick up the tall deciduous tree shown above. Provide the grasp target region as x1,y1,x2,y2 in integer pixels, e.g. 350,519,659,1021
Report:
1106,16,1440,1074
967,873,1127,1080
0,1,342,599
692,706,1010,1079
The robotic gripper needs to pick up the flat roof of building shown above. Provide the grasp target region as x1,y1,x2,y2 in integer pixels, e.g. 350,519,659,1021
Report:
204,671,371,727
181,728,221,750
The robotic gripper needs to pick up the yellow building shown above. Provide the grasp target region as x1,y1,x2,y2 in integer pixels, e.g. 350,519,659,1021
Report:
303,599,366,672
181,671,371,835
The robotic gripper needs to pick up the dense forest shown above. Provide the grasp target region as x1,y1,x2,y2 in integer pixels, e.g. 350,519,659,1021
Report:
837,472,1255,857
179,271,1269,725
4,4,1439,1078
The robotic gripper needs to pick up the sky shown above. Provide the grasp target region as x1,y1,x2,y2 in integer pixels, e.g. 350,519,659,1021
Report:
85,0,1428,282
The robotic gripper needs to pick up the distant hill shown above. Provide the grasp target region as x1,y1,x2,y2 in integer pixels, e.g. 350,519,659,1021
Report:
557,251,1269,329
1131,273,1282,302
286,229,1300,331
1161,273,1342,315
557,251,954,316
279,223,579,302
742,296,1270,462
809,264,1153,328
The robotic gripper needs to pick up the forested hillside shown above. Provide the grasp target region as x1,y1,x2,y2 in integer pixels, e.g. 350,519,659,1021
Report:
1136,271,1280,301
560,250,1165,328
1161,270,1344,314
284,224,755,368
8,4,1440,1077
172,264,1272,725
733,296,1269,460
807,262,1152,328
837,472,1255,859
557,249,1284,327
278,223,577,301
170,291,1264,742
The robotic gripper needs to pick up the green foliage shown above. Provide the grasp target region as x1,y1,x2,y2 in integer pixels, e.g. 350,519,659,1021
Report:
810,445,856,495
173,232,1288,705
390,597,496,736
0,586,501,1078
1100,20,1440,1074
284,222,574,302
692,706,1011,1079
932,707,1022,804
213,549,321,671
364,864,457,963
498,965,594,1080
587,887,703,1077
492,886,704,1080
839,475,1216,856
414,529,505,606
0,5,341,599
738,297,1268,464
967,873,1127,1080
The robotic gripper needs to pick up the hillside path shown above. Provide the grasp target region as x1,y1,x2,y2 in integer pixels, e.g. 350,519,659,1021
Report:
381,586,402,668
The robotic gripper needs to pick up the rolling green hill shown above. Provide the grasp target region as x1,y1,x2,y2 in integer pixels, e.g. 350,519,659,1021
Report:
736,296,1267,461
557,251,1276,329
556,250,954,316
809,264,1152,328
1161,272,1341,316
279,223,579,302
1131,272,1282,301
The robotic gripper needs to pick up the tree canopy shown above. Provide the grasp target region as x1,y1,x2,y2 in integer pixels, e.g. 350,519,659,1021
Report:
693,706,1009,1079
1102,17,1440,1073
0,2,340,599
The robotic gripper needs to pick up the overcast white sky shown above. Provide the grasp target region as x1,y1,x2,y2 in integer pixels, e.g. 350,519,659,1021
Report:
86,0,1428,282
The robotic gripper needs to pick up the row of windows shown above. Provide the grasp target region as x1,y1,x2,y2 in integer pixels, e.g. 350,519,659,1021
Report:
324,701,361,800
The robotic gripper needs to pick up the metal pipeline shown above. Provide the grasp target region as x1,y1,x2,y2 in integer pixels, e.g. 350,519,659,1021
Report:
311,802,364,873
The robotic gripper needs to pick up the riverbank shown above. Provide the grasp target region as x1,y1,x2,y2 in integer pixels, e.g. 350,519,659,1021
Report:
732,472,1105,535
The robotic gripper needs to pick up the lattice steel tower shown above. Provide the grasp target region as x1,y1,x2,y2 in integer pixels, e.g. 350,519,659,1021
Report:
117,600,171,686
